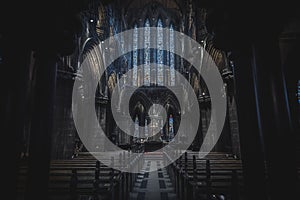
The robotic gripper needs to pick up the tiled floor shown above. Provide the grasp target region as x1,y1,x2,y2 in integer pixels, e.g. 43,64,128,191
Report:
129,157,177,200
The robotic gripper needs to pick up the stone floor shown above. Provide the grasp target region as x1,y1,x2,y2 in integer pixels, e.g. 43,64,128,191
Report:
129,154,177,200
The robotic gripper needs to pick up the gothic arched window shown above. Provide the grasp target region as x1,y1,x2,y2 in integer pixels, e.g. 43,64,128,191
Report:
132,24,138,86
157,19,164,86
170,24,175,86
144,19,151,86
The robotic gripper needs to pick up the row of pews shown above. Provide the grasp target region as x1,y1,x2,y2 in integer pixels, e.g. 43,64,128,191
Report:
17,148,300,200
164,151,244,200
17,148,144,200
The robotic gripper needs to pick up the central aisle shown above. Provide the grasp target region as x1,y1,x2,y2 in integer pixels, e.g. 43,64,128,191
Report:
129,153,177,200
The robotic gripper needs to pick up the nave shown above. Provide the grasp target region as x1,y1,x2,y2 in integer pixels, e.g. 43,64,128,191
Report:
18,150,251,200
6,0,300,199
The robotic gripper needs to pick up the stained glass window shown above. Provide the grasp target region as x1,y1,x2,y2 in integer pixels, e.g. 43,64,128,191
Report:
157,19,164,86
170,25,175,86
144,19,151,86
131,20,176,87
298,80,300,105
132,24,138,86
169,114,174,140
134,116,139,138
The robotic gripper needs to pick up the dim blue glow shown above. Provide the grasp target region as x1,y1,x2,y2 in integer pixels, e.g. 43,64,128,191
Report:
157,19,164,85
132,24,138,86
298,80,300,104
130,19,177,87
170,24,175,86
144,19,151,86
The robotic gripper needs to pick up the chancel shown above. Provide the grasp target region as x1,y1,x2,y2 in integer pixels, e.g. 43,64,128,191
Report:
6,0,300,200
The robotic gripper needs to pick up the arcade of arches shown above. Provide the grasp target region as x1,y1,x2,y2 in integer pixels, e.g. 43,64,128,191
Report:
7,0,300,200
52,0,241,159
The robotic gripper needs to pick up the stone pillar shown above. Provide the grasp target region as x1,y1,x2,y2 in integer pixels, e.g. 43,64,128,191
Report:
252,39,297,200
227,97,241,158
279,30,300,157
233,47,268,200
51,69,76,159
93,97,108,152
4,46,32,168
101,100,108,149
196,100,203,150
25,52,57,200
215,101,232,153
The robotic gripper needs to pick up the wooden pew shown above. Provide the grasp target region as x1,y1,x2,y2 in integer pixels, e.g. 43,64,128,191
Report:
165,151,244,200
17,151,143,200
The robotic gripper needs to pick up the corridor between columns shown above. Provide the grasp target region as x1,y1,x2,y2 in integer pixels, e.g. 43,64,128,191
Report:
129,153,177,200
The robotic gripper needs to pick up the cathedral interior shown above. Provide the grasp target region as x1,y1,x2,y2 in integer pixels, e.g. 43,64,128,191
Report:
4,0,300,199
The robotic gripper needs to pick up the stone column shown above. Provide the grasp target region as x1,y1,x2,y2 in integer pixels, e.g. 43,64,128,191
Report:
51,69,76,159
25,52,57,200
233,47,268,200
252,39,297,200
227,97,241,157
